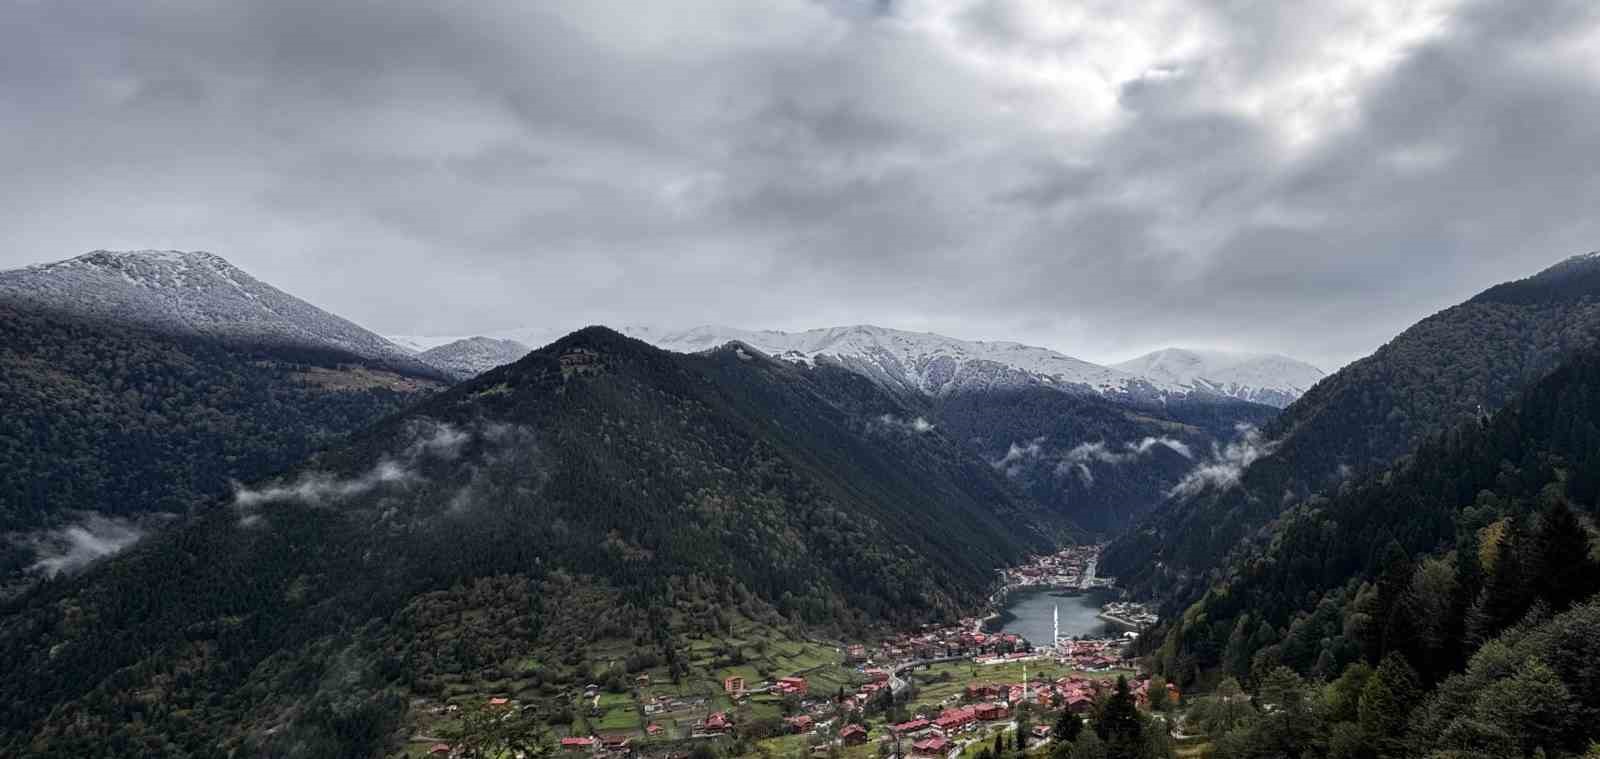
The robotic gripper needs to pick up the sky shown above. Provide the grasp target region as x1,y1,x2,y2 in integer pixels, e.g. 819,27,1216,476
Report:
3,0,1599,371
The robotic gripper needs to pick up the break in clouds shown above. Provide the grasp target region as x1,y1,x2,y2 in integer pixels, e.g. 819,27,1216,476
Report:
4,1,1600,369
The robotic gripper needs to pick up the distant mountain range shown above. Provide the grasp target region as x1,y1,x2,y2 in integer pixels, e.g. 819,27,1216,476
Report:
1111,347,1324,408
387,324,1323,408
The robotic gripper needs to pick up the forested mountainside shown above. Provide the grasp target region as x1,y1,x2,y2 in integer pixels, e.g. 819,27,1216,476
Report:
1105,252,1600,599
936,388,1278,534
0,303,444,582
0,327,1063,757
1147,344,1600,758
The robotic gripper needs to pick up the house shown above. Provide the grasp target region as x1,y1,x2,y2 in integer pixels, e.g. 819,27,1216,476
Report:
636,674,651,687
974,702,1010,722
911,735,951,756
840,724,869,745
865,669,891,683
891,718,932,735
645,724,664,737
846,644,868,662
1066,693,1096,714
702,711,733,734
786,715,815,734
488,697,511,708
933,707,976,733
777,676,809,696
429,745,452,757
561,737,596,751
1031,725,1052,740
600,734,632,751
722,676,745,695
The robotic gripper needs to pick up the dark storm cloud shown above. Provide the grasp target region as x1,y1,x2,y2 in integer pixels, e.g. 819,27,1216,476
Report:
2,0,1597,369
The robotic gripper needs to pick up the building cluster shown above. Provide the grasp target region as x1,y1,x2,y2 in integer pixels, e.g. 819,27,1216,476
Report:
1000,545,1106,591
1099,601,1159,628
1056,638,1126,670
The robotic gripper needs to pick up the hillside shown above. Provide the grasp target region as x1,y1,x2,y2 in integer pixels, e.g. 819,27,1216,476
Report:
1104,252,1600,599
0,250,442,378
1139,338,1600,759
0,303,445,586
0,327,1063,757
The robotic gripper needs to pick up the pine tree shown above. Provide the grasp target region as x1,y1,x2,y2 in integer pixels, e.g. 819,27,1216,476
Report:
1054,709,1083,744
1095,676,1145,759
1468,520,1531,645
1358,653,1421,757
1531,496,1598,611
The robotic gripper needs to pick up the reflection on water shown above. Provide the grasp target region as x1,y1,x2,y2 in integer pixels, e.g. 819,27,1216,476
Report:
994,590,1124,645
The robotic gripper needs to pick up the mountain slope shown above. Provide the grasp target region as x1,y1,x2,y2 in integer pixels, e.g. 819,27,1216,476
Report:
0,327,1062,756
0,250,441,378
416,336,530,379
1105,251,1600,600
1139,340,1600,759
0,302,446,588
620,324,1179,401
1111,348,1324,408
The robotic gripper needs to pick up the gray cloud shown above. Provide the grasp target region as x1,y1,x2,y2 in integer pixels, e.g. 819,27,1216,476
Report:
1168,424,1277,499
2,0,1598,369
19,514,153,577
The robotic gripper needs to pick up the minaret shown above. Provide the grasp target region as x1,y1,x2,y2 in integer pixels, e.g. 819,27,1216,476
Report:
1053,603,1060,648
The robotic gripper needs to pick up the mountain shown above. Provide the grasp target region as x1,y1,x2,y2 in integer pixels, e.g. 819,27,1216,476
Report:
383,324,1289,531
1137,341,1600,758
0,251,453,591
1111,348,1324,408
620,324,1182,401
0,327,1063,756
415,336,530,379
0,250,441,378
1104,251,1600,601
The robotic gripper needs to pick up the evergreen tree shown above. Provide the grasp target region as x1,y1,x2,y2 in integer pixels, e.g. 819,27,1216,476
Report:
1054,709,1084,744
1531,497,1598,612
1095,676,1145,759
1468,520,1531,645
1358,654,1421,757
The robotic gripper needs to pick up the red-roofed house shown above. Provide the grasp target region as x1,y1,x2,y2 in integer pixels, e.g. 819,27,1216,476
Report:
777,676,809,696
786,715,815,734
974,702,1010,721
723,676,745,696
840,724,869,745
891,718,932,735
488,697,511,707
912,735,951,756
561,737,596,751
646,723,664,737
429,744,452,756
933,707,976,733
702,712,733,734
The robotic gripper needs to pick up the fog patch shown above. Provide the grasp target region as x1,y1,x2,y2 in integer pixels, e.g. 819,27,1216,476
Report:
1168,424,1277,499
992,436,1045,477
874,413,935,435
20,514,149,577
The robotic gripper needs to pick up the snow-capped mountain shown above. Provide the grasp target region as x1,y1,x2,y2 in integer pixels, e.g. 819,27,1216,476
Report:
1111,347,1324,408
616,324,1189,401
415,337,531,379
0,250,440,377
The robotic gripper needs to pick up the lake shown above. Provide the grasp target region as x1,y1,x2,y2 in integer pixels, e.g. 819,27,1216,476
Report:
992,589,1126,645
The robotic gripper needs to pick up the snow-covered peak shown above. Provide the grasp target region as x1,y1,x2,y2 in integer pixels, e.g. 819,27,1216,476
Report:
416,336,531,379
616,324,1184,400
1111,347,1324,408
1,249,440,377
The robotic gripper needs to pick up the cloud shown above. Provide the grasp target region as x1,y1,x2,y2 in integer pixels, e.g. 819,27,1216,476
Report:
1168,424,1277,499
19,514,150,577
1062,436,1192,467
875,413,936,434
992,436,1044,477
232,418,472,515
3,1,1599,369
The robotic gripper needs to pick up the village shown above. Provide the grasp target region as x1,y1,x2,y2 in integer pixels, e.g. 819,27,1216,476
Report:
409,547,1174,759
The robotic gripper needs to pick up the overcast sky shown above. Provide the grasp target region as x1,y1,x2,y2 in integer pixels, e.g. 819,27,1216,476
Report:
3,0,1599,370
